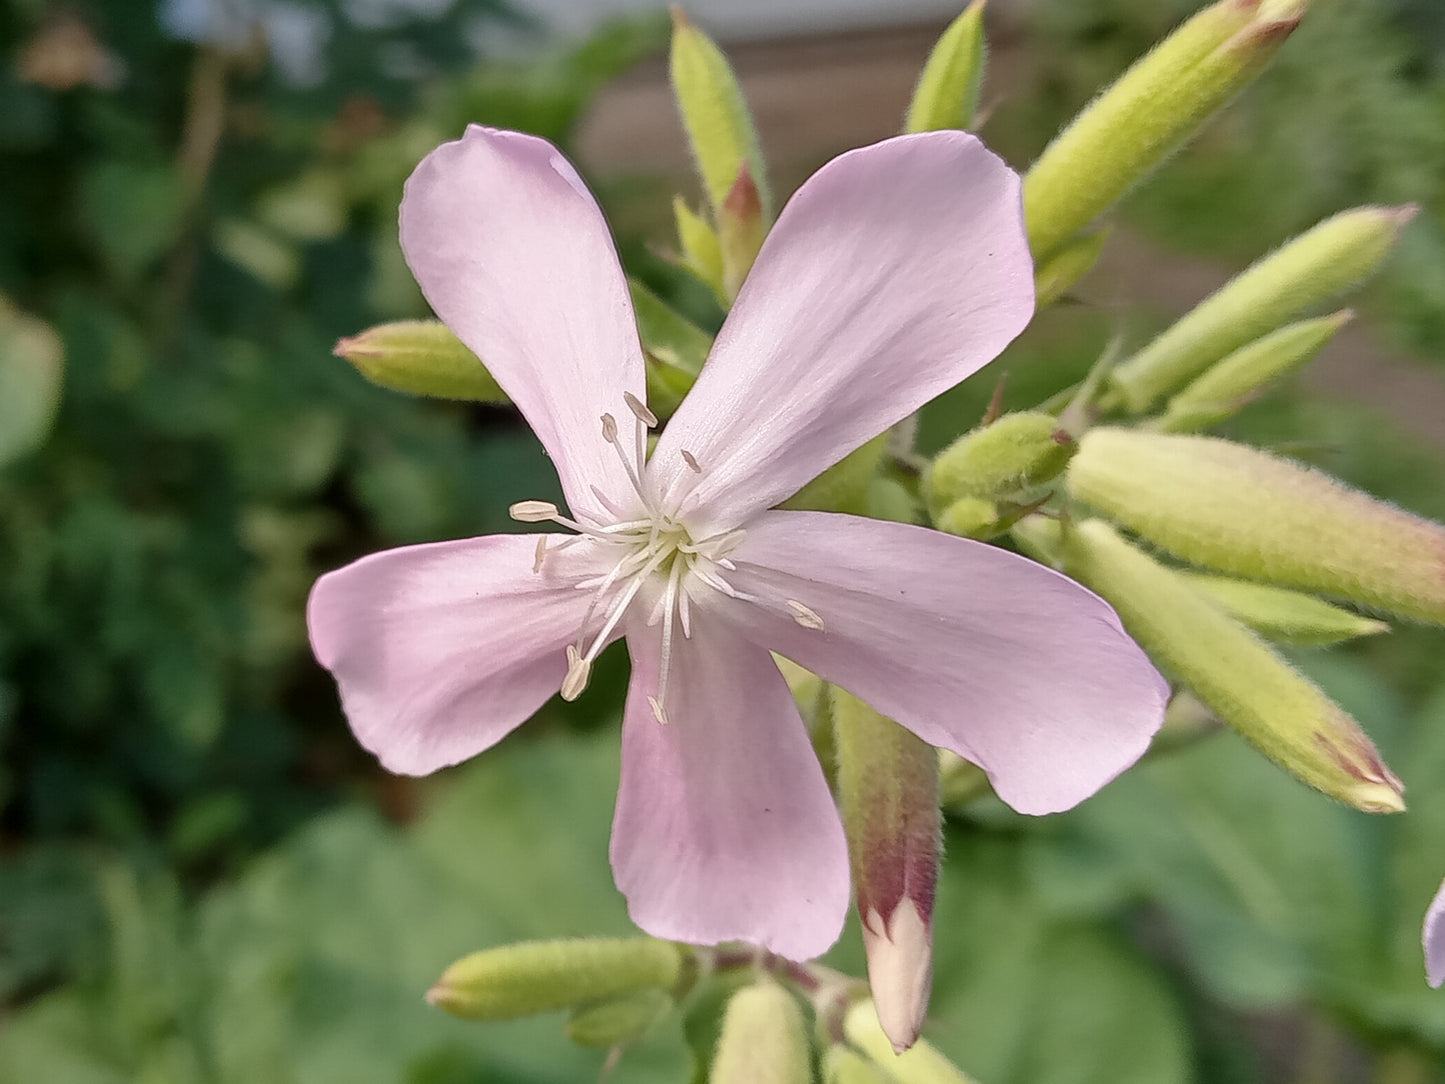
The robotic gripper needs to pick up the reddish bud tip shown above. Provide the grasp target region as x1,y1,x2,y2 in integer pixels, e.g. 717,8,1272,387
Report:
722,163,762,220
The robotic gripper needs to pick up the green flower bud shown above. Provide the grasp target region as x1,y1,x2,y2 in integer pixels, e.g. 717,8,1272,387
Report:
334,320,505,402
1024,0,1297,262
933,496,999,540
1109,205,1414,411
824,1045,894,1084
844,999,981,1084
904,0,987,134
833,689,940,1053
927,412,1075,509
1180,573,1389,645
719,163,766,303
628,277,712,417
1014,516,1404,813
427,937,687,1021
1033,228,1110,308
565,988,674,1048
1067,428,1445,624
1155,310,1352,432
670,8,772,222
710,982,811,1084
673,195,726,298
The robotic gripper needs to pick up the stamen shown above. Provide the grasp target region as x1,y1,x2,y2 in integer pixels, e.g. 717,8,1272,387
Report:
623,391,657,428
561,644,591,700
510,500,559,523
601,412,654,513
532,535,547,574
601,413,619,443
590,485,625,517
681,449,702,473
654,557,683,714
786,600,825,630
677,583,693,638
647,695,670,725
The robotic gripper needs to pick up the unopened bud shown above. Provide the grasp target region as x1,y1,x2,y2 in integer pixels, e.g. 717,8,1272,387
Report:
1017,516,1405,813
1034,228,1110,308
933,496,1000,540
334,320,506,402
426,937,687,1021
1156,310,1352,432
630,277,711,416
1110,205,1414,411
844,999,981,1084
565,987,674,1048
825,1045,895,1084
1024,0,1296,261
1068,429,1445,625
670,8,772,221
709,982,811,1084
928,412,1074,509
719,163,766,303
672,196,726,299
833,689,940,1053
904,0,987,134
1180,573,1389,645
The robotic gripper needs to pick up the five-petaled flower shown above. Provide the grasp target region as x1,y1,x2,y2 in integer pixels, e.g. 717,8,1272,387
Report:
308,125,1169,960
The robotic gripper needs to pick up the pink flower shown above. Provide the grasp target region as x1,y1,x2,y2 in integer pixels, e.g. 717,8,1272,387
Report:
1426,877,1445,987
308,126,1168,960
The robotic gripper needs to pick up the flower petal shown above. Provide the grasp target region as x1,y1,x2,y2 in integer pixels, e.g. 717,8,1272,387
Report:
400,126,647,516
1426,876,1445,988
610,614,850,959
308,534,593,775
721,511,1169,815
650,131,1034,534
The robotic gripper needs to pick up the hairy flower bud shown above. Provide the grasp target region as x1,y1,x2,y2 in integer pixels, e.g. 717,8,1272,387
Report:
928,411,1074,508
709,982,811,1084
1015,516,1404,813
1034,228,1110,307
825,1045,895,1084
844,999,981,1084
426,937,687,1021
833,689,941,1052
1067,429,1445,624
1179,573,1388,645
904,0,987,134
719,163,767,303
565,987,674,1048
1110,206,1413,411
334,320,506,402
933,496,1000,540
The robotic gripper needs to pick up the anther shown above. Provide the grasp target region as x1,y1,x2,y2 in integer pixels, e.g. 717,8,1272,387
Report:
681,449,702,473
647,695,670,725
623,391,657,428
601,413,619,443
532,536,547,574
561,644,591,701
786,600,825,631
510,500,559,523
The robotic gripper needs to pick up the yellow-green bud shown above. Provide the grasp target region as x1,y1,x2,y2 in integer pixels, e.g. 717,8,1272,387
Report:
565,988,674,1048
1067,429,1445,625
1014,517,1404,813
825,1045,894,1084
719,163,766,303
669,8,772,222
426,937,686,1021
833,689,940,1054
1179,573,1389,645
1033,228,1110,308
938,749,992,807
629,277,711,417
672,195,726,299
709,982,811,1084
928,412,1075,508
783,434,888,515
933,496,1000,540
844,999,981,1084
1155,310,1352,432
1109,206,1414,411
1024,0,1297,262
904,0,987,134
334,320,505,402
0,296,64,466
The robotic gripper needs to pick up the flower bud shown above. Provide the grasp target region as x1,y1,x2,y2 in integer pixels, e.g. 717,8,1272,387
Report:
709,982,811,1084
933,496,1000,540
719,163,766,303
1109,205,1414,411
1155,310,1352,432
673,195,726,299
565,987,674,1048
1034,228,1110,308
832,688,940,1053
1067,428,1445,624
1016,516,1404,813
427,937,687,1021
844,999,980,1084
1179,573,1388,645
824,1045,895,1084
904,0,987,134
927,412,1074,509
629,277,711,416
670,8,772,221
334,320,506,402
1024,0,1297,262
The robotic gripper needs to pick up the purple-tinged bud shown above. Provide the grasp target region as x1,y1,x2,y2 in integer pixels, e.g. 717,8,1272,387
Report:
832,688,940,1052
719,162,766,302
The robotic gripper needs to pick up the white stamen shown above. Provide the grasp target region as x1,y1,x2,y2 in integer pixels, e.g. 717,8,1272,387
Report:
681,449,702,473
561,645,590,700
590,485,624,517
786,599,825,630
600,413,654,513
600,413,619,443
677,583,693,638
623,391,657,428
647,695,670,725
654,557,683,714
532,536,547,574
509,500,559,523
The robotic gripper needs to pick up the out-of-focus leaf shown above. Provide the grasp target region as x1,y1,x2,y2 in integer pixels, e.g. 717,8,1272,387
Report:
0,299,64,466
77,161,185,280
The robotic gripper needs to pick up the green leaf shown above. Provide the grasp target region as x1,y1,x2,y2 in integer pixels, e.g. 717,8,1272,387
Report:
904,0,987,134
77,160,185,280
0,299,64,466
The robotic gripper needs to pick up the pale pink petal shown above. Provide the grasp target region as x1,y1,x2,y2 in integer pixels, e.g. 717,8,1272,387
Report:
610,615,851,960
308,534,594,775
1426,877,1445,988
650,131,1034,534
400,126,646,516
719,511,1169,815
